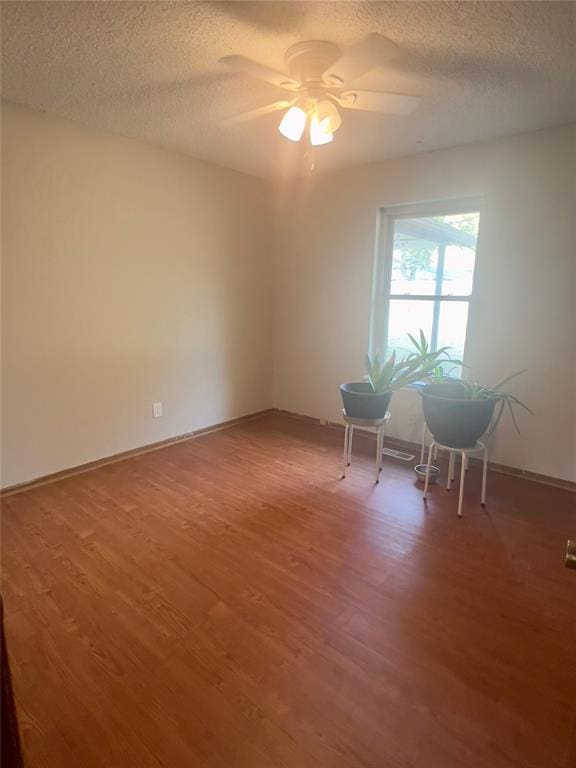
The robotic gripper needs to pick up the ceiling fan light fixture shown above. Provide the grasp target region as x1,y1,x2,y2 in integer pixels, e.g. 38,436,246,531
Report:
316,99,342,134
278,106,306,142
309,114,333,146
221,37,421,148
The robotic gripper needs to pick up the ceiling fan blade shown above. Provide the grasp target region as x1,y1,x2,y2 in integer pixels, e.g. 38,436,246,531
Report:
323,33,398,86
218,55,299,91
338,90,420,115
221,100,294,126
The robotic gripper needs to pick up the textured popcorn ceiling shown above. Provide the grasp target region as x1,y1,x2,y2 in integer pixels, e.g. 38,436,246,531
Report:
1,1,575,178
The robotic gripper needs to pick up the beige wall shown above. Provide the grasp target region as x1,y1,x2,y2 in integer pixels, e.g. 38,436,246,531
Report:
2,104,574,487
1,103,274,488
272,125,576,482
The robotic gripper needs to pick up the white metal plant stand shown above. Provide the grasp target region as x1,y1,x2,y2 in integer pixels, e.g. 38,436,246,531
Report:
423,440,488,518
341,410,391,484
420,422,438,464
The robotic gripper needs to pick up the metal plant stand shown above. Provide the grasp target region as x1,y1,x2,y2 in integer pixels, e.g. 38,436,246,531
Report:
423,440,488,517
341,410,391,484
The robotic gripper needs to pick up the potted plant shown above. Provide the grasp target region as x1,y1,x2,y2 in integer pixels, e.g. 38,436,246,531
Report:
420,373,533,448
340,332,457,420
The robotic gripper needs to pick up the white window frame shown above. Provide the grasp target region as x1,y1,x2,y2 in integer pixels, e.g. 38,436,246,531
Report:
369,197,484,370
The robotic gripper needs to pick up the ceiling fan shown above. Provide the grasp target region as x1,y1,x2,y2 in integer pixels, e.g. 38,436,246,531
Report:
219,34,420,146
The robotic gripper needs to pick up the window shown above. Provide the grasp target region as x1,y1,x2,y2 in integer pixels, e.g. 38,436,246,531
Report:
371,200,482,374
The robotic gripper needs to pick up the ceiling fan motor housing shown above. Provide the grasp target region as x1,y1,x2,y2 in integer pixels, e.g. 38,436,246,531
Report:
285,41,341,86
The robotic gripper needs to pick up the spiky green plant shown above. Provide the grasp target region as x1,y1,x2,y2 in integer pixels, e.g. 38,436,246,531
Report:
445,371,534,434
366,331,533,434
365,331,460,394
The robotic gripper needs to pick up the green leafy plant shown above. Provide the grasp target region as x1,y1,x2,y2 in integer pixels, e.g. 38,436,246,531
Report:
366,332,532,434
442,372,534,434
365,330,460,394
404,331,464,379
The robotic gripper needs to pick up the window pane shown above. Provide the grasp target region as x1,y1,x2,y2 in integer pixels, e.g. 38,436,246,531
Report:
390,218,438,296
434,212,479,295
390,211,479,297
386,300,434,359
441,244,476,296
436,302,469,368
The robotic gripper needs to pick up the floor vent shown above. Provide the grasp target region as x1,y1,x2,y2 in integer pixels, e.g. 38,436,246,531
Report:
382,447,415,462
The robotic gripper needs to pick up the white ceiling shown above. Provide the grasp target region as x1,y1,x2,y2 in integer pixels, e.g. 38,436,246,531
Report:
1,1,575,179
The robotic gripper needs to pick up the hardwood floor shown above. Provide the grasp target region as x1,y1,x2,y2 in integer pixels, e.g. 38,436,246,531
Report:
2,413,575,768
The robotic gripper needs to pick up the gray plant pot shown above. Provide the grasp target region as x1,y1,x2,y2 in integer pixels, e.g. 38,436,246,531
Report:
421,382,496,448
340,382,392,419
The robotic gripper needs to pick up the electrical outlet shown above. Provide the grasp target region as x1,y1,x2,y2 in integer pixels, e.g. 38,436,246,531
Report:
152,402,162,418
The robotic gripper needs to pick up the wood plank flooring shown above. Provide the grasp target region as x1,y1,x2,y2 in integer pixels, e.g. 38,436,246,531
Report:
2,413,575,768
